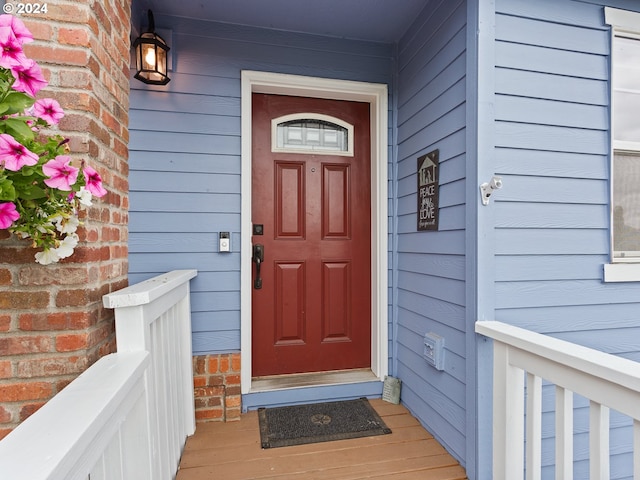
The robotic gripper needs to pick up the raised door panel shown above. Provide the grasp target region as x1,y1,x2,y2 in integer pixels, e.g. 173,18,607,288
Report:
322,261,352,342
274,262,306,345
322,164,351,239
275,162,305,238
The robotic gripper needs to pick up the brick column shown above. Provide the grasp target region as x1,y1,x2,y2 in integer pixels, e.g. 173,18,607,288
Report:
0,0,131,439
193,354,242,422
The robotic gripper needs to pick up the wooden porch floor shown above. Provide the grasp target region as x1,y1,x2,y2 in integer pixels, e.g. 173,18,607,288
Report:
177,398,467,479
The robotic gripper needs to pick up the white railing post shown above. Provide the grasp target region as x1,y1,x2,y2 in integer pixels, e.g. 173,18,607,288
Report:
526,373,542,480
555,386,573,480
590,402,610,480
635,419,640,479
0,270,197,480
178,290,197,436
477,321,640,480
103,269,197,479
492,341,524,479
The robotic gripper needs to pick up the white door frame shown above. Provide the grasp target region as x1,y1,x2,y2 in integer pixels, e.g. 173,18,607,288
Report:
240,71,388,393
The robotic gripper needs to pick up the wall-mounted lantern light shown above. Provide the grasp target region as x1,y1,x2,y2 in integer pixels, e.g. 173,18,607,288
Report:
133,10,170,85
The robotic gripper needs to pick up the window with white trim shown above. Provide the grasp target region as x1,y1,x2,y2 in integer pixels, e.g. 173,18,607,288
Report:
605,7,640,281
271,114,354,156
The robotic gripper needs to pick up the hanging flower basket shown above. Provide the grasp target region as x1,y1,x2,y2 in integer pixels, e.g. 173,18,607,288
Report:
0,14,107,264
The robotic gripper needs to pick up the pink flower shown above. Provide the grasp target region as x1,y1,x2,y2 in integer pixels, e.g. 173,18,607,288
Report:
11,59,47,97
33,98,64,125
43,155,79,191
0,26,27,68
82,165,107,197
0,133,38,170
0,15,33,44
0,202,19,229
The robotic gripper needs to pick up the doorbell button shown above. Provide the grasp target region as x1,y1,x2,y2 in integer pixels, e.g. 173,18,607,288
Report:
219,232,231,252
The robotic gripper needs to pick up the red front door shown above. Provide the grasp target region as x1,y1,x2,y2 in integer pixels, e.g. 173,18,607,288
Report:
251,93,371,376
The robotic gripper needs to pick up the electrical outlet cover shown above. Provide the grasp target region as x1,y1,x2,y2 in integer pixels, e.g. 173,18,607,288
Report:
424,332,445,371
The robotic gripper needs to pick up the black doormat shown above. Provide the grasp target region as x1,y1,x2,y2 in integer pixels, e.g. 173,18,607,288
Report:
258,397,391,449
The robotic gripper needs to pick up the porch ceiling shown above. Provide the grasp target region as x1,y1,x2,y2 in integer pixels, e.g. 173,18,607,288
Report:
131,0,428,43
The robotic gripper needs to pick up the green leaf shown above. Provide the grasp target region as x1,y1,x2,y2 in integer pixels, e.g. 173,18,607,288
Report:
16,184,46,200
0,178,16,201
3,91,34,114
11,173,46,199
4,117,35,141
17,166,38,177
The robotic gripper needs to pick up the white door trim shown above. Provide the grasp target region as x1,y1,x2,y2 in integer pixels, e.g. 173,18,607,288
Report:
240,71,388,393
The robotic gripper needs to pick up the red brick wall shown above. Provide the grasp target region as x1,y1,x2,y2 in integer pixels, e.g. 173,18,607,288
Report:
193,353,241,422
0,0,131,439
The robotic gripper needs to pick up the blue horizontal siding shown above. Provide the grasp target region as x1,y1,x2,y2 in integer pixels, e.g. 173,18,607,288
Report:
130,91,240,116
495,69,608,105
398,0,466,94
130,213,240,233
397,231,465,255
492,0,640,326
495,255,606,281
496,229,608,255
495,95,608,130
397,291,466,334
130,170,240,193
496,42,608,79
494,149,608,179
131,152,240,175
496,302,640,332
397,253,466,280
496,203,608,228
496,279,640,309
130,131,240,155
496,0,607,27
398,363,466,462
394,0,469,468
128,17,393,359
493,1,640,477
495,122,608,154
169,33,392,84
395,335,466,413
496,9,609,54
124,1,640,478
132,196,240,217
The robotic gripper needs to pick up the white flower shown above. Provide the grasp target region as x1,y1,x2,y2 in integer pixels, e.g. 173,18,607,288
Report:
54,233,79,259
36,223,54,234
76,187,93,207
56,215,79,234
35,248,61,265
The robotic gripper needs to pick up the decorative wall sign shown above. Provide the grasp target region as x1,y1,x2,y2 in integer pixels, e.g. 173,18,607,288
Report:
417,149,439,231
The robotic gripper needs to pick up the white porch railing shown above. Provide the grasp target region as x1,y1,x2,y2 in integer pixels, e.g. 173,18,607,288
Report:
476,320,640,480
0,269,197,480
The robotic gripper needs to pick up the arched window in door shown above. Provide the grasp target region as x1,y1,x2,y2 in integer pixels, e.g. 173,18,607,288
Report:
272,113,354,156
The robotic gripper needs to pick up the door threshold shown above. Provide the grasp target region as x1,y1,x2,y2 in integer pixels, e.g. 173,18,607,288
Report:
250,368,378,392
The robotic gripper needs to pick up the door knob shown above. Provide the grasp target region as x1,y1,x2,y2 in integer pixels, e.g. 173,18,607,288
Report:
252,244,264,289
